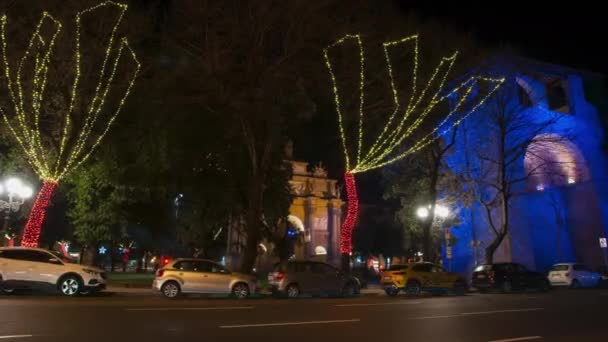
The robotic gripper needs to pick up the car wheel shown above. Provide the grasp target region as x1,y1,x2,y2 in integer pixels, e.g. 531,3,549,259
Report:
341,282,358,298
405,280,421,296
286,284,300,298
1,287,15,295
540,279,551,292
161,281,181,299
384,286,399,297
58,275,82,297
501,281,513,293
232,283,250,299
571,279,581,289
453,280,467,296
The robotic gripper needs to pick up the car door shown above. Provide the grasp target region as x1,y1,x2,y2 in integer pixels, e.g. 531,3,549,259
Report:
25,250,65,286
171,260,198,293
0,250,30,283
315,263,341,293
413,264,433,288
291,262,315,293
574,264,593,287
515,264,538,289
431,265,450,288
208,262,233,294
308,263,330,293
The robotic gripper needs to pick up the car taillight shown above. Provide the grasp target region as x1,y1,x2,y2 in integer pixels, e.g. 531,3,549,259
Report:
488,271,495,282
156,269,165,277
274,272,285,281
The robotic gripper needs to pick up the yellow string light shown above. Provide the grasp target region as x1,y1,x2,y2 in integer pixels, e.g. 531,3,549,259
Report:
0,1,141,182
323,34,504,174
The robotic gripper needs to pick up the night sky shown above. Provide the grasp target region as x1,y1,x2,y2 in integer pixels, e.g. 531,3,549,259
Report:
404,3,607,75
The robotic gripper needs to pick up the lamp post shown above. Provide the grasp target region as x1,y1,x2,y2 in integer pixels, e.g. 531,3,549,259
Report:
0,177,33,246
416,204,452,270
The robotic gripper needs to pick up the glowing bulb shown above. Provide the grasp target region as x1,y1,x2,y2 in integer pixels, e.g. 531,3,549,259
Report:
19,185,33,199
417,207,429,218
435,205,449,218
5,177,22,195
567,177,575,184
536,184,545,191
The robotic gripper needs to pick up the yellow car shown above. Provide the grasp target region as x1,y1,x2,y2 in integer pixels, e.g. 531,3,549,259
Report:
380,262,467,296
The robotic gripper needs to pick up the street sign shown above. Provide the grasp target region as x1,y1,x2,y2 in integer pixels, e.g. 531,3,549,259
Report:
600,237,607,249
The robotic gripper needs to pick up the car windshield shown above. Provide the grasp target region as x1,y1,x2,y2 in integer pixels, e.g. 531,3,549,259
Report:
474,265,493,272
50,251,77,264
551,264,569,271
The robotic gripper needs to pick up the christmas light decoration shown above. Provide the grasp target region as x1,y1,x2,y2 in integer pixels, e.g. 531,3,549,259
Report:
340,172,358,254
0,1,141,247
324,34,504,255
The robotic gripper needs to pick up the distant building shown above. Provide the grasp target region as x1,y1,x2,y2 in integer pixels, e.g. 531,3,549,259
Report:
227,144,343,271
445,56,608,274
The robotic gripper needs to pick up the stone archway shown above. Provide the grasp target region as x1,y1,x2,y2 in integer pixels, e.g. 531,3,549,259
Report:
524,134,605,269
524,133,589,191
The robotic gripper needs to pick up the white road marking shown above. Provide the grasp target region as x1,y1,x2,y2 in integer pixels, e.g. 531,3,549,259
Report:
409,308,544,320
489,336,542,342
461,308,544,316
220,319,360,329
125,306,253,311
335,301,422,307
0,335,33,340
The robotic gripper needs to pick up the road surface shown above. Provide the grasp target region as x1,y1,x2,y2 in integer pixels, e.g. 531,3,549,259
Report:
1,288,607,341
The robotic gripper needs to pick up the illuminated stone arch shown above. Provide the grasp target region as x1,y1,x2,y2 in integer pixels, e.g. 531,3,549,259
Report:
287,215,305,232
524,133,590,191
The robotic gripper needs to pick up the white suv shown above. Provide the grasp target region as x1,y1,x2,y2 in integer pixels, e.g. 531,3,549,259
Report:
0,247,106,296
548,263,601,288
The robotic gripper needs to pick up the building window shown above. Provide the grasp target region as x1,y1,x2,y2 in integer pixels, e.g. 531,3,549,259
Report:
518,83,533,107
546,79,569,113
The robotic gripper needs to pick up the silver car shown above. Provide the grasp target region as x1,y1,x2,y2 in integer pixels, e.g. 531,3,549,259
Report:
153,258,256,298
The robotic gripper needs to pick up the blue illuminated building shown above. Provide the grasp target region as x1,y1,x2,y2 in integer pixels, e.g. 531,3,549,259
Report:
443,57,608,275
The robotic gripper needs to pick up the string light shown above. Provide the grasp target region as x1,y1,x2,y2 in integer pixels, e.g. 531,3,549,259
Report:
21,181,57,247
323,34,504,174
340,172,358,254
0,1,141,247
323,34,504,257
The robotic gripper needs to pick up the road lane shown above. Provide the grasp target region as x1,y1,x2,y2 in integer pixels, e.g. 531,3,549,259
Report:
1,289,607,341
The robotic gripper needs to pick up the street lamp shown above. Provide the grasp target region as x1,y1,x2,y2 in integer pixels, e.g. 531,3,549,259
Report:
0,177,33,246
416,203,452,270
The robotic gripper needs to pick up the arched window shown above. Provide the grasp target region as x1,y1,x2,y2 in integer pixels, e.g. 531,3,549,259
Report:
524,134,589,191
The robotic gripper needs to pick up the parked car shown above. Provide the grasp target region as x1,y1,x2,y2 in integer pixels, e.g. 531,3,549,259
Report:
380,262,467,296
548,263,601,288
267,260,360,298
153,258,256,298
0,247,106,296
472,262,550,293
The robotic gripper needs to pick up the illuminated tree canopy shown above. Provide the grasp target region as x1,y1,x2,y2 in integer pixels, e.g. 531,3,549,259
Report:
0,1,140,247
323,34,504,258
323,34,504,174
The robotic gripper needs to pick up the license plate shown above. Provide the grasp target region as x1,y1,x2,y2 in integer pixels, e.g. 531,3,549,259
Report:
477,274,486,279
383,276,392,281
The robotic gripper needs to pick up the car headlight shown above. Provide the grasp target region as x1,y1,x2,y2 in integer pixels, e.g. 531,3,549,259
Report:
83,268,99,275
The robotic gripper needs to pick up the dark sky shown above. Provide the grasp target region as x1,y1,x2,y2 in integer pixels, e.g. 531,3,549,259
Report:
404,3,607,75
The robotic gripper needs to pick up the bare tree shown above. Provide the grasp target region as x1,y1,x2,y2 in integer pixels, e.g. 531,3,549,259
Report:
465,62,577,264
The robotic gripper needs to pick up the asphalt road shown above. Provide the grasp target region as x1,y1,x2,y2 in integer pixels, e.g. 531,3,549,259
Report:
1,289,607,341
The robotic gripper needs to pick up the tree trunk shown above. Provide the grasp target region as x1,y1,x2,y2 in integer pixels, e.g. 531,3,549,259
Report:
239,175,264,273
21,180,59,247
484,232,506,264
422,161,440,261
340,172,358,271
